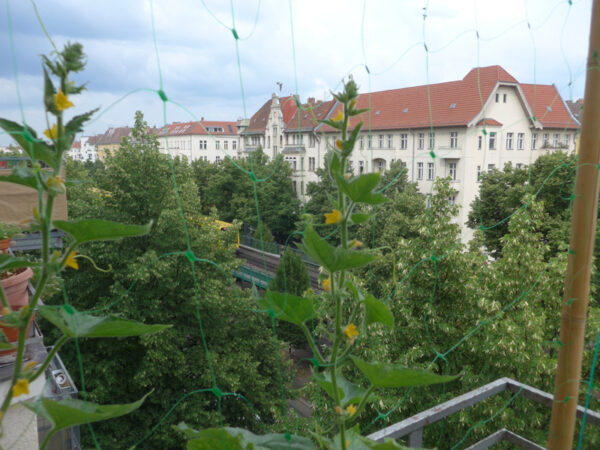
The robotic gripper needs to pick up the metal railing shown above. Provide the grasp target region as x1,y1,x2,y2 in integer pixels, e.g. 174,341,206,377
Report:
366,377,600,449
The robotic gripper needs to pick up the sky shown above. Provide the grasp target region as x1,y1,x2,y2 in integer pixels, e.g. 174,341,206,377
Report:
0,0,592,146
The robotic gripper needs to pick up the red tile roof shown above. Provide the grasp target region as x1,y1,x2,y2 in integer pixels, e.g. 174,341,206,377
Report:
477,118,502,127
520,84,579,129
97,127,131,145
71,141,81,149
246,95,299,133
286,99,336,131
320,66,577,132
156,121,238,137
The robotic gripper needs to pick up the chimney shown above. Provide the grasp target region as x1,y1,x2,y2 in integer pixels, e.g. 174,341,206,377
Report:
308,97,316,106
201,117,204,121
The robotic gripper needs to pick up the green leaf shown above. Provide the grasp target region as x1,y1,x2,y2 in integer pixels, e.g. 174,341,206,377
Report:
0,118,58,170
257,290,315,326
358,436,410,449
350,213,371,225
299,225,375,273
25,393,150,442
364,295,394,330
0,172,38,190
64,109,99,136
0,254,37,272
351,357,459,388
333,425,371,450
0,333,15,350
314,369,367,407
338,173,387,205
43,67,58,115
176,424,315,450
53,219,152,244
37,305,171,338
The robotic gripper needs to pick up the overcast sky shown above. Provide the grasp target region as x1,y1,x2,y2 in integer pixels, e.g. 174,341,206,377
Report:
0,0,592,146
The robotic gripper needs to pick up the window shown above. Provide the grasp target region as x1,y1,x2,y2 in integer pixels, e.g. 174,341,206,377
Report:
448,195,456,206
418,133,425,149
292,181,297,193
199,140,207,149
449,162,457,180
543,133,550,147
368,135,372,149
450,131,458,149
379,135,384,148
516,163,523,169
417,162,423,180
427,162,434,180
377,160,384,172
503,93,507,103
488,164,495,172
232,140,237,150
224,140,228,150
386,134,392,149
216,140,221,150
301,181,304,195
495,93,499,102
400,134,407,150
478,135,482,150
506,132,513,150
564,134,570,148
429,132,435,150
359,136,364,149
489,132,496,150
359,161,364,174
309,134,315,147
309,157,315,172
215,155,221,164
477,165,481,182
532,133,538,150
517,133,524,150
553,133,560,148
267,136,270,148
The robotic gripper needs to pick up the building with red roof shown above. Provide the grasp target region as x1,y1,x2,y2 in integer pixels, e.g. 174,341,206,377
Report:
254,65,579,241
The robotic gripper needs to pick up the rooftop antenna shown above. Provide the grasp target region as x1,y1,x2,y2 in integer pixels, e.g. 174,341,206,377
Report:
276,82,283,92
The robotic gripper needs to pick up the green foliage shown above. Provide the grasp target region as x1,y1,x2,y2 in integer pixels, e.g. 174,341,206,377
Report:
0,222,21,240
269,249,310,297
192,148,300,242
253,221,275,243
53,110,289,448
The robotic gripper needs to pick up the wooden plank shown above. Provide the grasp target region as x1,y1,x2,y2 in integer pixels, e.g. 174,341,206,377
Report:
366,378,510,442
504,430,545,450
464,429,506,450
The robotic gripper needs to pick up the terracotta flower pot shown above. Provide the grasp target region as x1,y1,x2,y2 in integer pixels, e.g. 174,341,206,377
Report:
0,267,34,357
0,238,11,254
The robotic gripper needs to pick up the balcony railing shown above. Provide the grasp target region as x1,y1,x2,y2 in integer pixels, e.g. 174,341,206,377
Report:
366,377,600,449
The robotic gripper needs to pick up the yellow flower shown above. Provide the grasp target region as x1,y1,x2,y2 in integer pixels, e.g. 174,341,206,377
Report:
12,379,29,397
331,110,344,122
344,173,351,180
324,209,342,225
322,277,331,292
47,175,65,190
349,239,362,248
335,405,342,414
54,89,74,111
336,139,343,150
65,251,79,270
344,323,359,344
346,404,357,416
44,124,58,140
24,361,38,372
350,99,357,109
1,307,10,316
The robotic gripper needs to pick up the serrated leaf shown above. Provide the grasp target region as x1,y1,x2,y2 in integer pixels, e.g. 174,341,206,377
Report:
176,424,315,450
0,118,58,170
0,254,37,272
257,290,315,326
364,295,394,330
338,173,387,206
25,393,150,442
358,436,410,449
299,225,375,273
37,305,171,338
53,219,152,244
0,172,38,190
43,67,58,115
351,357,458,388
350,213,371,225
314,369,367,407
64,109,99,136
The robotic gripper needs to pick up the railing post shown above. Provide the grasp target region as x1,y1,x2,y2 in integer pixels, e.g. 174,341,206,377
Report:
408,428,423,448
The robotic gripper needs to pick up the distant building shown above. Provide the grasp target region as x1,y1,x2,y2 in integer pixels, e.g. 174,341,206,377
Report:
246,65,580,242
566,98,584,122
69,136,100,162
156,120,239,163
96,126,131,161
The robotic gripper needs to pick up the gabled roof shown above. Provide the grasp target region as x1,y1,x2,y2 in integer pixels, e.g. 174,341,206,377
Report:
320,65,577,132
245,95,299,133
97,127,130,145
87,135,102,145
286,99,337,132
520,84,580,129
477,118,502,127
156,121,238,137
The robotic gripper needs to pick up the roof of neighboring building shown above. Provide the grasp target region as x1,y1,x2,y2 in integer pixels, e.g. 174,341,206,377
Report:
245,95,299,133
286,99,337,132
156,121,238,137
97,127,131,145
566,98,584,122
477,118,503,127
520,84,579,129
71,141,81,149
320,65,578,132
87,135,102,145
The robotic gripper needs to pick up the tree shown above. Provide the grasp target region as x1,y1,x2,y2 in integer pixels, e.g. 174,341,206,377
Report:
51,111,289,449
192,148,300,243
